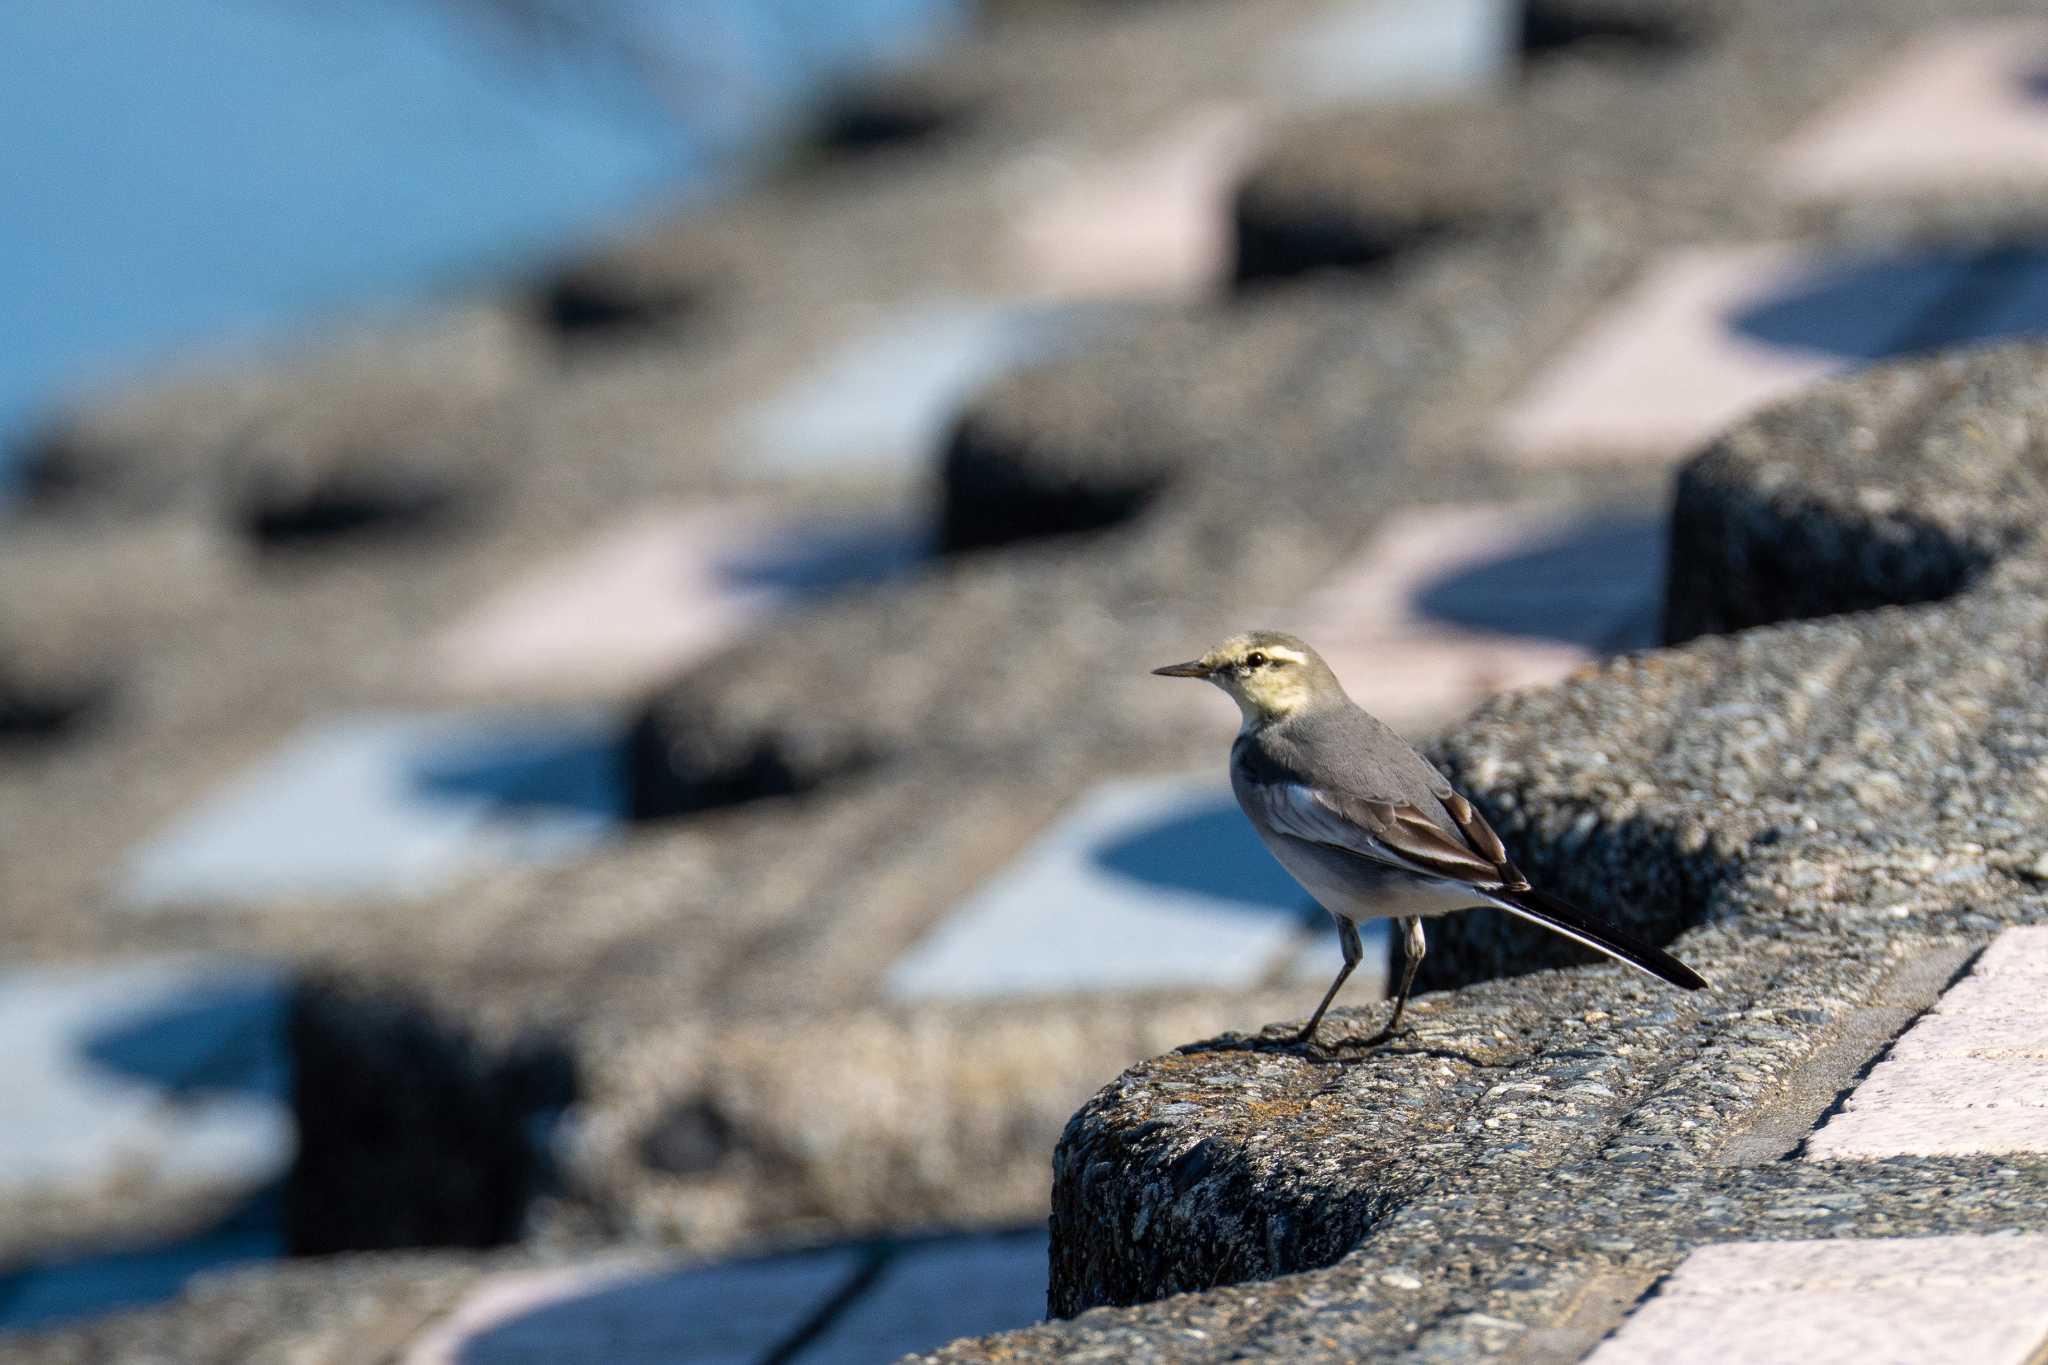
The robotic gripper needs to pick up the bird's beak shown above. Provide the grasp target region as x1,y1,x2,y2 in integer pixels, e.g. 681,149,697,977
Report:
1151,660,1210,678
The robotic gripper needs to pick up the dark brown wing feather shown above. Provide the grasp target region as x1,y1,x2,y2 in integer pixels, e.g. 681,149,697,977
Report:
1439,791,1528,889
1315,790,1504,885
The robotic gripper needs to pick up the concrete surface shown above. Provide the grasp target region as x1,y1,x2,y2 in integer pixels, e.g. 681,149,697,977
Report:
887,775,1316,1001
1585,1236,2048,1365
120,712,621,908
1492,244,1969,465
1806,926,2048,1159
0,959,289,1212
743,302,1088,476
1264,0,1516,107
1772,22,2048,200
432,505,924,700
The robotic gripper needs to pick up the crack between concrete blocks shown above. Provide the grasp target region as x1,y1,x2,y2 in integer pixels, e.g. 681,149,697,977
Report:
1712,943,1980,1166
1497,1268,1662,1365
757,1242,897,1365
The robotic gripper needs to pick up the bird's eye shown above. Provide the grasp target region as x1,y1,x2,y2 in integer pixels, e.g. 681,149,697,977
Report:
1244,651,1267,669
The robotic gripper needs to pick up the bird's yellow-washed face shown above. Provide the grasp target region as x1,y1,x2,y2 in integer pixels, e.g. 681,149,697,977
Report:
1154,634,1318,725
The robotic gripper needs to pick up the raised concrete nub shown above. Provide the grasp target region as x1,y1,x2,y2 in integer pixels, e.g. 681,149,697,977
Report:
937,366,1174,554
15,309,534,542
1663,342,2048,644
1230,107,1528,287
1036,341,2048,1328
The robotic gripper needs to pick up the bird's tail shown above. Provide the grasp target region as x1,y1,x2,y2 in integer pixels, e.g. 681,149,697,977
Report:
1484,885,1708,991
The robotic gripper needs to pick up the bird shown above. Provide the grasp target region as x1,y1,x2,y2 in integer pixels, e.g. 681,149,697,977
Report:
1153,630,1706,1050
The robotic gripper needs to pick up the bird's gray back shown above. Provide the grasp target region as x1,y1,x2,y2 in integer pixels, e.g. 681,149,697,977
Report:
1233,701,1461,839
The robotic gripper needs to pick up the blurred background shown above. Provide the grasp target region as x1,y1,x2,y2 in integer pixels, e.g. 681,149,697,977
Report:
5,0,2048,1359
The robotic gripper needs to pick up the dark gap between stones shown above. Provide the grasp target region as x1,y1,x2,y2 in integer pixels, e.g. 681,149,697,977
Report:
809,78,971,157
285,976,577,1255
1230,199,1457,290
0,673,114,745
236,467,466,552
531,265,701,342
1783,945,1985,1162
935,411,1169,554
1518,0,1704,59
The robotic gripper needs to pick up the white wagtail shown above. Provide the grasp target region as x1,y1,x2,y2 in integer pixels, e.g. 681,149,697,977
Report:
1155,630,1706,1049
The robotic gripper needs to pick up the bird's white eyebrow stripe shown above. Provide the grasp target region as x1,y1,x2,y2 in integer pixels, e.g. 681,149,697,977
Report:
1261,647,1308,665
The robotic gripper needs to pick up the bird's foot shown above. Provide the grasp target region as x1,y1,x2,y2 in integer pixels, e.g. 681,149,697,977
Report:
1279,1021,1405,1061
1341,1022,1406,1052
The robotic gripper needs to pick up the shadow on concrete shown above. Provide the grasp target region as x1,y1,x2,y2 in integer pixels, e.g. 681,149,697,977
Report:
408,721,624,821
236,467,466,552
1093,800,1311,918
286,978,577,1256
715,518,929,598
0,1191,281,1334
1730,247,2048,360
0,671,115,747
1410,512,1666,646
79,978,288,1101
454,1227,1048,1365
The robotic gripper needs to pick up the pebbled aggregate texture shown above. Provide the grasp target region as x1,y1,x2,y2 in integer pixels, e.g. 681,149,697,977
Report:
924,343,2048,1354
624,0,2048,816
15,0,2048,1353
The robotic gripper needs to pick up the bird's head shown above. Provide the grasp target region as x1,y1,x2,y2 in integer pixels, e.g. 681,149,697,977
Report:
1152,630,1344,728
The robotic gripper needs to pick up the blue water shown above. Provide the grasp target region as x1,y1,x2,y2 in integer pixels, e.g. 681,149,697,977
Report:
0,0,963,488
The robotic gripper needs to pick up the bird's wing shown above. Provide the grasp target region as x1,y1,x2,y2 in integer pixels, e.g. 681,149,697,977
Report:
1254,779,1709,991
1250,780,1513,887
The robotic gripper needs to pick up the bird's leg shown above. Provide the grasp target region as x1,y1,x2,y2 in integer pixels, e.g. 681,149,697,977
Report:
1286,916,1362,1049
1355,917,1426,1049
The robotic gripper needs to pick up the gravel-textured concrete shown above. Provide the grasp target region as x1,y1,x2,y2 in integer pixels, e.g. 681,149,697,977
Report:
564,985,1340,1258
621,0,2048,828
1663,341,2044,643
921,341,2048,1355
17,307,541,538
918,1159,2048,1362
1231,104,1530,285
11,0,2048,1349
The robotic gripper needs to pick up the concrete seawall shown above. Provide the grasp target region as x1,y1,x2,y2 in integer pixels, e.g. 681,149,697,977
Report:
927,343,2048,1357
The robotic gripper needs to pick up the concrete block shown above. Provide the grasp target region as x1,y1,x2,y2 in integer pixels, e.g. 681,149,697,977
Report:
1772,22,2048,201
1493,244,1977,466
1587,1235,2048,1365
886,776,1312,1001
433,506,923,700
745,303,1083,475
120,711,621,909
